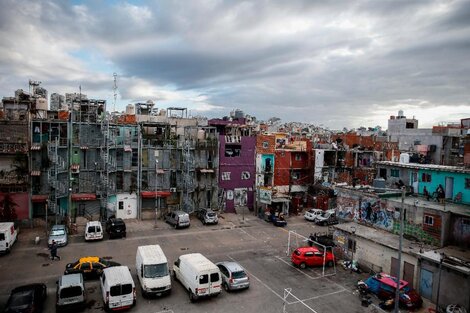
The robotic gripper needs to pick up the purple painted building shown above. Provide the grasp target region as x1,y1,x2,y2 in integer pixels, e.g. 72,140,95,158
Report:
208,117,256,213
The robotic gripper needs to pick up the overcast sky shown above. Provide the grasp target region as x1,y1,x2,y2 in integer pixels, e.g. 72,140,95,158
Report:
1,0,469,129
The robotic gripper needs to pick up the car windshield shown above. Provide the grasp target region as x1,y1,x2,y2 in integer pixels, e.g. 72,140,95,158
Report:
144,263,169,278
10,291,33,307
60,286,82,298
51,229,65,236
232,271,246,279
207,212,216,217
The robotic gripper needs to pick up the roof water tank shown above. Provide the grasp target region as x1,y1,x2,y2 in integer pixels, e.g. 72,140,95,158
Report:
126,104,135,115
399,153,410,163
398,110,404,117
373,178,386,190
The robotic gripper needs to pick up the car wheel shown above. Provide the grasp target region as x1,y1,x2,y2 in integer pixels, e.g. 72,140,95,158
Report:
300,262,306,269
189,290,196,302
327,261,334,267
223,282,230,292
174,223,177,229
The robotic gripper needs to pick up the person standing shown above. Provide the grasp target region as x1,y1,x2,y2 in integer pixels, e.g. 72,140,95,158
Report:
423,186,430,201
436,184,445,204
50,240,61,260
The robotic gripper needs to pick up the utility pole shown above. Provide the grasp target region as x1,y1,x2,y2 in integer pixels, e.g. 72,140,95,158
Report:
155,150,159,227
394,186,406,313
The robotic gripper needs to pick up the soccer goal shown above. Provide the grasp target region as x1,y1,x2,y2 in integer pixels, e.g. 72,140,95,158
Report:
286,230,337,277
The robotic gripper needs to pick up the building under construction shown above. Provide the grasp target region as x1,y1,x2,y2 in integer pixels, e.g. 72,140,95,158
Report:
0,82,218,225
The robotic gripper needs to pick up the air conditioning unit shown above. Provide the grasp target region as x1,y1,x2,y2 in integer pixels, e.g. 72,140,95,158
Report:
170,188,177,192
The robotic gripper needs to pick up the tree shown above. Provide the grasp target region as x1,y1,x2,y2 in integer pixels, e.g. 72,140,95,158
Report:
0,194,18,222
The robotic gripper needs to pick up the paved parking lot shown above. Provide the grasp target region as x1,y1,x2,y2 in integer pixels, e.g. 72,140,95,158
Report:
0,215,379,313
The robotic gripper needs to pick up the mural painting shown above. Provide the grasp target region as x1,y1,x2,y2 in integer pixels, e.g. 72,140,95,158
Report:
336,194,394,231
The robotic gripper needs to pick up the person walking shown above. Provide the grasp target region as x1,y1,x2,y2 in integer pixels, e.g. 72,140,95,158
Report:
50,240,61,260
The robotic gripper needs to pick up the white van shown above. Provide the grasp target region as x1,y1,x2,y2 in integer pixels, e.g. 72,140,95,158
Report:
136,245,171,297
85,221,103,241
56,273,86,312
0,222,18,254
173,253,222,302
100,266,136,311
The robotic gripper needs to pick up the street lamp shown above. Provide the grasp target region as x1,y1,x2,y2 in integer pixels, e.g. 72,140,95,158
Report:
350,226,356,269
435,253,446,311
394,186,406,313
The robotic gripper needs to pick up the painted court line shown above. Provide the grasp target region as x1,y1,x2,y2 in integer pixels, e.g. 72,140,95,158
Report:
289,288,347,304
227,255,320,312
238,227,259,240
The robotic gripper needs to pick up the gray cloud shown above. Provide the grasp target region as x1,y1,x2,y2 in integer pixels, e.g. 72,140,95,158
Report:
0,0,469,128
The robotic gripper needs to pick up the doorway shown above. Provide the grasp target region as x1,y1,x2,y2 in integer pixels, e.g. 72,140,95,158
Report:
419,269,433,300
445,177,454,199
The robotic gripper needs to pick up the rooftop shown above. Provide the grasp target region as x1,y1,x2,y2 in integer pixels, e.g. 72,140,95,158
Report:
375,161,470,174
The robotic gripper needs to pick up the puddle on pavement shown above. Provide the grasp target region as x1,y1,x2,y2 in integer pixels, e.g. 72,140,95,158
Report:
37,252,49,258
86,299,97,309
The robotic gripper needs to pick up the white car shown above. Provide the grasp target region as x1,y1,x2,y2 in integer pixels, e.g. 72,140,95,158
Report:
304,209,323,222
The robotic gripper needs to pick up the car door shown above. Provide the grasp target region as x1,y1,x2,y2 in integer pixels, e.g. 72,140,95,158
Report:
312,252,325,266
217,265,229,285
304,251,315,266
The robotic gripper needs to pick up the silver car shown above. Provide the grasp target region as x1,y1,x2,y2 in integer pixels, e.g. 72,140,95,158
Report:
216,261,250,291
48,224,68,247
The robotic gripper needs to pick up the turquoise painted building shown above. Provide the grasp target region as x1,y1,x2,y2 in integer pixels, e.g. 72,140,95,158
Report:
418,168,470,204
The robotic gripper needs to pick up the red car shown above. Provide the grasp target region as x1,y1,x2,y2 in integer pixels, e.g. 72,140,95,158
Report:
291,247,335,269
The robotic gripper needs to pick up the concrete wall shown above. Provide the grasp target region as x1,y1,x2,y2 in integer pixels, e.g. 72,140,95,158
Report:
419,258,470,311
334,229,420,289
418,170,470,204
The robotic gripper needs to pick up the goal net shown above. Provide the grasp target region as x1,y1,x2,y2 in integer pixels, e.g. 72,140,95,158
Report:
286,230,337,277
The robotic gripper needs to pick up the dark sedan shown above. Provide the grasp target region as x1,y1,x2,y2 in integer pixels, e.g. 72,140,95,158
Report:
64,256,120,279
4,283,47,313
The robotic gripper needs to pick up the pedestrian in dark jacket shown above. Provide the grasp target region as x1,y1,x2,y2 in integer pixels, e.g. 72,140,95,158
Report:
50,240,60,260
436,184,445,204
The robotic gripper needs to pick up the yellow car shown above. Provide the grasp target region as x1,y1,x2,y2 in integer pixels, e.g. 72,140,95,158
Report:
64,256,120,279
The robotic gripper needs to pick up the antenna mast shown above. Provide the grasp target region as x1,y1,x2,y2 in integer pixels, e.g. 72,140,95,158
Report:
113,73,118,112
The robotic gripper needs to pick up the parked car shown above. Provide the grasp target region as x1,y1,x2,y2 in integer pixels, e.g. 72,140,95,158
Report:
48,224,68,247
173,253,222,302
4,283,47,313
291,246,336,269
304,209,323,222
164,210,190,229
364,273,423,310
265,212,287,227
56,273,86,312
0,222,18,254
84,221,103,241
65,256,120,279
216,261,250,292
315,210,339,226
198,209,218,225
100,266,136,311
105,218,126,239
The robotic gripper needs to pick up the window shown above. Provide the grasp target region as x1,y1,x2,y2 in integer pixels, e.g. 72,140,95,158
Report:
421,173,431,182
0,234,4,241
80,263,91,270
221,172,231,181
305,252,314,257
262,141,269,149
199,274,208,284
465,178,470,189
424,215,434,226
241,171,250,180
110,284,132,296
348,238,356,252
391,169,400,177
210,272,219,282
60,286,82,298
225,144,241,157
119,201,124,210
295,154,302,161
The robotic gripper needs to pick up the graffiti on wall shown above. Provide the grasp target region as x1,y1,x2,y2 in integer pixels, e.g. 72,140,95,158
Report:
337,195,394,231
